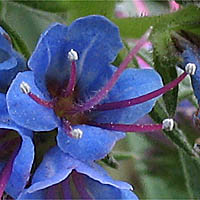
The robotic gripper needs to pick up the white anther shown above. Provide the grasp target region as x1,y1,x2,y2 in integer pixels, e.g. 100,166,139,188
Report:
68,49,78,61
70,128,83,139
20,81,31,94
193,138,200,153
193,143,200,153
162,118,174,131
185,63,196,75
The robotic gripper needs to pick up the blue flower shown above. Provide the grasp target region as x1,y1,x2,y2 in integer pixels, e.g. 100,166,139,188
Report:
6,15,164,163
0,93,34,199
18,146,138,199
0,27,26,93
0,28,34,199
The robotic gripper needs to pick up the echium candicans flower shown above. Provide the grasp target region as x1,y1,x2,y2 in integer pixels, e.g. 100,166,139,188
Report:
0,28,34,199
6,15,192,160
5,15,194,199
18,146,139,199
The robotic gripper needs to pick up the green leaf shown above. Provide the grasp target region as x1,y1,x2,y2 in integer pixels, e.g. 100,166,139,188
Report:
1,2,65,52
11,0,118,16
175,0,200,7
179,150,200,199
12,0,70,12
127,133,190,198
113,5,200,38
65,0,117,23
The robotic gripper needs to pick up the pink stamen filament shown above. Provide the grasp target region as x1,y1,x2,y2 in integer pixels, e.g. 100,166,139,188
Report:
62,118,74,138
88,122,162,132
72,27,152,114
94,71,187,111
28,92,54,108
62,60,77,97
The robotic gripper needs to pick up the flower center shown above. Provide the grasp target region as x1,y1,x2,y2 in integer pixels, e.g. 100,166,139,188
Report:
53,93,88,126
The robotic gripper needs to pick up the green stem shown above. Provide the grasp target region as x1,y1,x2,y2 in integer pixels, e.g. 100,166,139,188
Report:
179,149,200,199
0,20,30,59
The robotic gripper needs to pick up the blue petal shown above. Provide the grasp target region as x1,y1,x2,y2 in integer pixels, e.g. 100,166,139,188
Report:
57,124,125,162
28,16,123,98
182,47,200,103
25,146,77,193
6,130,34,199
6,71,58,131
67,15,122,64
91,68,163,124
67,15,123,89
28,23,69,97
83,174,138,199
17,189,45,200
0,52,26,93
46,15,123,94
77,63,114,102
18,147,134,199
0,28,17,70
0,94,34,198
0,48,17,70
76,161,132,190
0,93,20,129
